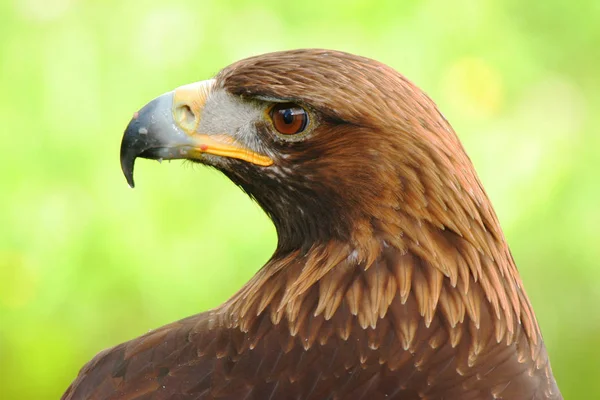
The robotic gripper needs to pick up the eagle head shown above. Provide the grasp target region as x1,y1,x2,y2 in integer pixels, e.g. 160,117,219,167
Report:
121,49,488,255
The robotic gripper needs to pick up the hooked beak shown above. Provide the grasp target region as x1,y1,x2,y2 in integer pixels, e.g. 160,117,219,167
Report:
120,79,273,188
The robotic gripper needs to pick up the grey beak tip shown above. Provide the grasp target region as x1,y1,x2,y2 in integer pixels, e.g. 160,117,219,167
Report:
120,135,138,188
120,93,176,189
122,158,137,188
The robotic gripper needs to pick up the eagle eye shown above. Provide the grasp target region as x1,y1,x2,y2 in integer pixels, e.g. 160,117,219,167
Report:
269,103,309,135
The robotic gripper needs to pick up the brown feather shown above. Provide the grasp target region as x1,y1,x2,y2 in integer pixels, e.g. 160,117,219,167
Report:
63,49,561,400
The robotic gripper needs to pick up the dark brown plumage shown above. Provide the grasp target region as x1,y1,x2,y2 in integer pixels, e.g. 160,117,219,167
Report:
63,49,562,399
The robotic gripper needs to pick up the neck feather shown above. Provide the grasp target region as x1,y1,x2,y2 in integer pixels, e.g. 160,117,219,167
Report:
221,208,541,352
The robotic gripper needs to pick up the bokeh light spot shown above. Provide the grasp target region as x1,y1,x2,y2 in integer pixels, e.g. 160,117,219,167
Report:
442,57,504,118
14,0,75,22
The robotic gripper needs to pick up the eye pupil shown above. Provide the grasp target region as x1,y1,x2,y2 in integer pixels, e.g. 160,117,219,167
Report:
281,109,294,124
270,103,309,135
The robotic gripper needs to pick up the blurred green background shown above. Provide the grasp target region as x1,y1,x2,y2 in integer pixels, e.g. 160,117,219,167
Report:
1,0,598,398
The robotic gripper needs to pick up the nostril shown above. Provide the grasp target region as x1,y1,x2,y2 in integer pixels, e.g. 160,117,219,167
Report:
176,104,197,128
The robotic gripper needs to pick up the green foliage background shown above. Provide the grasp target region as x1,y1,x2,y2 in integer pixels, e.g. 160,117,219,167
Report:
1,0,598,398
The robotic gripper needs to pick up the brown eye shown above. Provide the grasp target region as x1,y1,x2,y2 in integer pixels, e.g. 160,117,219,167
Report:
269,103,309,135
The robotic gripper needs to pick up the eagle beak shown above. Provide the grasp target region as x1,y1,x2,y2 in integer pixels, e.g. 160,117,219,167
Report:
120,79,273,188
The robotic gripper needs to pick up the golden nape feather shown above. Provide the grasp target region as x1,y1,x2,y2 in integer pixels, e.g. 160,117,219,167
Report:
63,49,562,399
